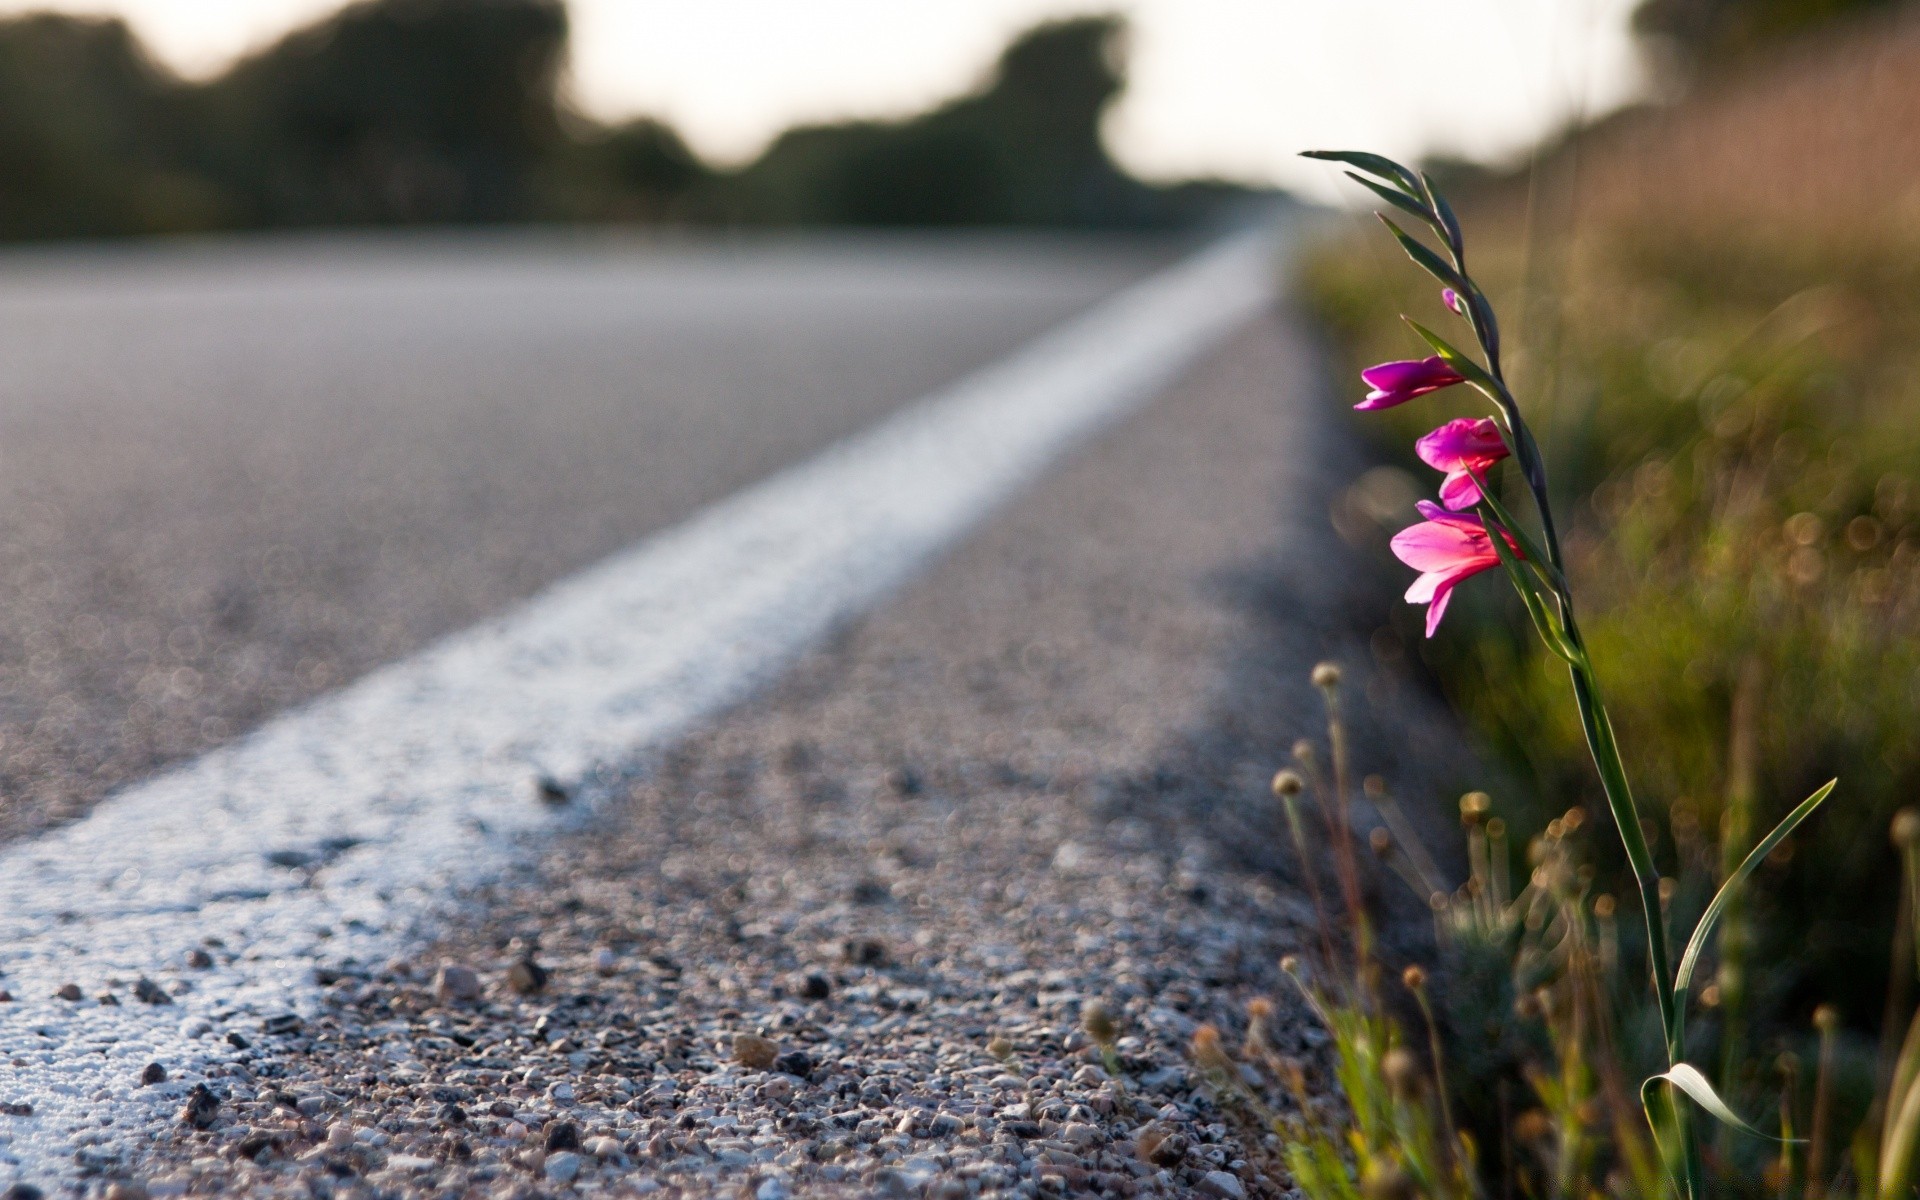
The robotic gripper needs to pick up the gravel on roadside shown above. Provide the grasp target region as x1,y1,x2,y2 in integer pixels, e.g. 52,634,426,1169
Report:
107,308,1461,1199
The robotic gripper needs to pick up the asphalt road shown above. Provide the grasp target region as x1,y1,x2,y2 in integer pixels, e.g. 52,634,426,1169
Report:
0,231,1171,844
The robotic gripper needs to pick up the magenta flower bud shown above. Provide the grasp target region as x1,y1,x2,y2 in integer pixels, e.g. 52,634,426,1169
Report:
1441,287,1466,315
1390,501,1519,636
1357,356,1465,411
1415,417,1510,509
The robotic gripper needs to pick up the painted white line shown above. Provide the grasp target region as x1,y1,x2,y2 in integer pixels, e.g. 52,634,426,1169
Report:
0,227,1277,1186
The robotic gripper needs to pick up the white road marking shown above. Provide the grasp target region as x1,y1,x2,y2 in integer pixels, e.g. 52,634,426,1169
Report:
0,227,1277,1186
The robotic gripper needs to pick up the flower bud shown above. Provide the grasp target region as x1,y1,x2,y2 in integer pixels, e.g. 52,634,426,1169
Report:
1382,1047,1423,1099
1814,1004,1842,1033
1402,965,1428,991
1362,1164,1415,1200
1311,662,1342,688
1082,1001,1118,1047
1459,792,1491,824
1894,808,1920,849
1271,769,1305,798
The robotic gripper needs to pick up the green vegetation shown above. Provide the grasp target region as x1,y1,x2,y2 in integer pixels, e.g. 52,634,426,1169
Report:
0,0,1243,239
1286,149,1920,1192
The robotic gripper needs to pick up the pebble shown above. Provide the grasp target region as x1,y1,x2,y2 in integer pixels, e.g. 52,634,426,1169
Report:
1199,1170,1248,1199
54,983,81,1001
175,1085,218,1130
184,948,213,969
544,1120,581,1152
132,978,172,1005
139,1063,166,1087
431,963,481,1004
733,1033,780,1071
772,1049,813,1078
104,1183,148,1200
543,1151,582,1183
506,956,548,995
797,972,832,1000
127,669,1329,1198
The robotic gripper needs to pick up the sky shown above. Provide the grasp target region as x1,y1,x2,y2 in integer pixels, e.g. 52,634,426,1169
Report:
0,0,1648,198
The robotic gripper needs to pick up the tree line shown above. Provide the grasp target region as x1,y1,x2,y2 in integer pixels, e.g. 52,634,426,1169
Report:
0,0,1246,240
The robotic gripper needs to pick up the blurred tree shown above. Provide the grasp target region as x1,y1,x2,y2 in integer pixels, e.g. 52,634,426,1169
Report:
551,117,713,221
195,0,570,225
1634,0,1897,75
0,14,224,238
0,3,1248,238
732,15,1231,227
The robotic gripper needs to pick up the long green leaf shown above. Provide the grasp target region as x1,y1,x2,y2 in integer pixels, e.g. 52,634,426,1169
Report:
1641,1077,1690,1198
1880,1006,1920,1190
1674,779,1838,996
1484,507,1580,665
1379,216,1468,292
1646,1063,1797,1143
1343,171,1434,224
1401,317,1495,390
1463,461,1567,595
1421,172,1464,256
1299,149,1421,193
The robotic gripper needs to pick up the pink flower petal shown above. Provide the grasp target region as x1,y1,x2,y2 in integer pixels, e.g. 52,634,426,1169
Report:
1438,469,1483,510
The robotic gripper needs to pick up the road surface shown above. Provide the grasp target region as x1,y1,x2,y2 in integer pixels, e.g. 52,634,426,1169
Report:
0,231,1170,843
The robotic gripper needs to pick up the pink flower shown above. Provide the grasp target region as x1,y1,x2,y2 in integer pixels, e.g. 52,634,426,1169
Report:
1415,417,1510,510
1390,501,1517,636
1357,356,1465,410
1441,287,1466,315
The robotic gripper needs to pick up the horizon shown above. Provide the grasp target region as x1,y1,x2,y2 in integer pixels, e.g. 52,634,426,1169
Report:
0,0,1645,199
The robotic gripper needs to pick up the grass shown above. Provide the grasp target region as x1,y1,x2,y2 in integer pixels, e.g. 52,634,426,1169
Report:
1209,147,1920,1196
1301,212,1920,1040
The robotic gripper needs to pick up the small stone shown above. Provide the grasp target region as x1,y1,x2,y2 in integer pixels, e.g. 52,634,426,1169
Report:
432,963,482,1004
326,1122,353,1149
592,947,617,975
536,776,570,806
756,1178,792,1200
1063,1122,1103,1148
55,983,81,1001
543,1151,581,1183
1137,1125,1187,1167
840,938,887,966
262,1013,302,1035
0,989,12,1002
226,1033,250,1050
177,1084,219,1129
184,949,213,969
584,1135,621,1159
132,978,172,1006
772,1049,813,1078
797,971,832,1001
4,1185,45,1200
506,957,549,995
986,1035,1014,1060
544,1120,581,1152
733,1033,780,1071
1198,1170,1247,1200
1,1102,35,1117
104,1183,148,1200
439,1102,467,1126
139,1063,167,1087
546,1081,576,1106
